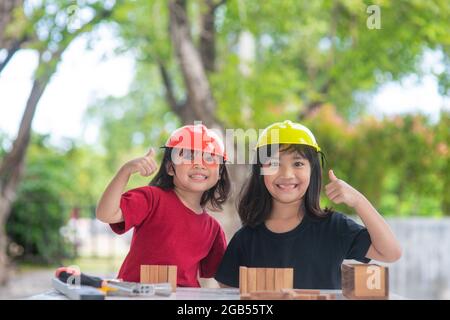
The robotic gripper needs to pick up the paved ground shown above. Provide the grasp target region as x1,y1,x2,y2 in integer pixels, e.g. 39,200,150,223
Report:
0,268,55,299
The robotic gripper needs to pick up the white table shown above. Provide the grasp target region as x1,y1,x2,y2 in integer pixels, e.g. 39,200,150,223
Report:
28,287,406,300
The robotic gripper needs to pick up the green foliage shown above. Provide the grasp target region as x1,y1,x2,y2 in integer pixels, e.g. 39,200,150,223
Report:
83,0,450,217
5,133,120,264
7,135,75,264
5,1,449,268
213,0,450,119
304,105,449,216
85,62,180,175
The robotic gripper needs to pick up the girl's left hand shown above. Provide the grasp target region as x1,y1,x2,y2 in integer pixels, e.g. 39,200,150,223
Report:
325,170,364,208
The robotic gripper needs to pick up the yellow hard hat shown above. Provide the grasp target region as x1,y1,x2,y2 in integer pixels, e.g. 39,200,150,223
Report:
256,120,321,152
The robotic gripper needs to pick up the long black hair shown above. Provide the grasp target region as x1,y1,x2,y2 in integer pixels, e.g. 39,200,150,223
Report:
150,147,231,211
238,144,331,227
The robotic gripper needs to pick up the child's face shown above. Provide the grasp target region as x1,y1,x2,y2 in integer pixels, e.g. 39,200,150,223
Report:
168,149,221,193
262,148,311,205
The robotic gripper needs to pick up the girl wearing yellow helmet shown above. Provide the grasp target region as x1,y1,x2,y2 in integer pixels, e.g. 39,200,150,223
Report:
215,120,402,290
96,124,230,287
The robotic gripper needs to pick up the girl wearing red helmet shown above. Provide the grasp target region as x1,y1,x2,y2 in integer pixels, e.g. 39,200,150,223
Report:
96,124,230,287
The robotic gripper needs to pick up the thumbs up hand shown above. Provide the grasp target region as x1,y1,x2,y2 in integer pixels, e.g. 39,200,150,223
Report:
325,170,364,208
123,148,159,177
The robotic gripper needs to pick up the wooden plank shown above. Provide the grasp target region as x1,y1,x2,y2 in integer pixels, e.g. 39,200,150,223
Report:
265,268,275,291
158,265,168,283
283,288,321,295
239,267,247,294
167,265,177,292
256,268,266,291
240,293,251,300
240,290,290,300
140,265,150,283
283,268,293,289
247,268,257,293
274,268,284,291
149,265,159,283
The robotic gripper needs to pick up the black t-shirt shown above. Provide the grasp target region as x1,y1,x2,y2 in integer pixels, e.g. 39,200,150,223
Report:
215,211,372,289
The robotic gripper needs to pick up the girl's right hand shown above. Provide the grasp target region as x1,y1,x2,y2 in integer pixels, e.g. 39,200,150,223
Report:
122,148,158,177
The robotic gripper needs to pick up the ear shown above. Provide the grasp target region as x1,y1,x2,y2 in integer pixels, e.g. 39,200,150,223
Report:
166,162,175,176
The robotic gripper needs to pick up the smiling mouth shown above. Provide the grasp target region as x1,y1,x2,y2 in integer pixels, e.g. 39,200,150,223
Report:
275,184,298,190
189,174,208,181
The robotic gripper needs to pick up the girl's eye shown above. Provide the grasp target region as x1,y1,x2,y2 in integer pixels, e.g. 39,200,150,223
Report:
203,153,214,162
180,149,194,160
294,161,304,167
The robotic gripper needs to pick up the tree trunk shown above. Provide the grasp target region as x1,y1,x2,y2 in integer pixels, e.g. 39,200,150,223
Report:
0,0,27,75
0,74,49,284
0,3,118,284
168,0,218,128
167,1,246,246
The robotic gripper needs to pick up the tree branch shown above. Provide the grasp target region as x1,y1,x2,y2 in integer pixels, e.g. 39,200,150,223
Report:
169,0,220,127
199,0,226,72
157,59,180,114
0,37,25,74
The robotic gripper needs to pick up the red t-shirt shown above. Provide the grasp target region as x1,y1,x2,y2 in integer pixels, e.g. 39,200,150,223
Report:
110,186,227,287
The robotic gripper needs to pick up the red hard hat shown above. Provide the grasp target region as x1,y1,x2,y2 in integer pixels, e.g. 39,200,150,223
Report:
164,124,227,161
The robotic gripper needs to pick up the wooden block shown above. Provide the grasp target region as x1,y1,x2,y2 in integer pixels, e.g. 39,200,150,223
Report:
167,265,177,292
265,268,275,291
282,289,337,300
141,265,177,292
240,267,293,295
158,265,168,283
282,268,293,289
282,289,314,300
318,293,336,300
256,268,266,291
341,263,388,300
247,268,257,293
149,265,159,283
282,288,321,295
243,291,290,300
240,293,251,300
239,267,248,294
140,265,149,283
291,294,318,300
140,265,158,283
274,268,284,291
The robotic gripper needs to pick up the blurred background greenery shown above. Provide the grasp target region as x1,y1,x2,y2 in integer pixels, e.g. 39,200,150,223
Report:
0,0,449,298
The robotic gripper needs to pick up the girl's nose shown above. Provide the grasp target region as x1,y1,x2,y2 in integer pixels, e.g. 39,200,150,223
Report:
193,154,206,168
279,165,295,178
193,163,206,169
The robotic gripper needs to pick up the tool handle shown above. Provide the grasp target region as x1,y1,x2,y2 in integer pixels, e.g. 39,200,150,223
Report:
56,267,104,288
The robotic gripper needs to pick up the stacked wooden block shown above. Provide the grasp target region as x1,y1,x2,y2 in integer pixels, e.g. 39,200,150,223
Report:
239,266,294,294
140,265,177,292
239,267,295,299
341,263,389,299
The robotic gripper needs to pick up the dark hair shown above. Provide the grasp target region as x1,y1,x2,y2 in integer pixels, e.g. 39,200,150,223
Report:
238,144,331,227
150,147,231,211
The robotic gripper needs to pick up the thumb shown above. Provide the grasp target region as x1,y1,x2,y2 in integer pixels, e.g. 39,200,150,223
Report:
329,169,338,182
146,148,155,158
